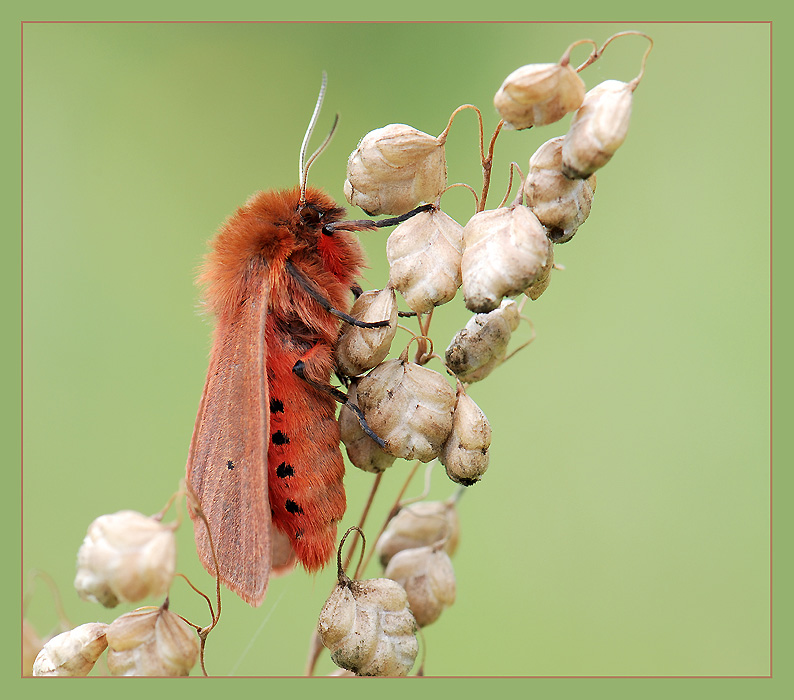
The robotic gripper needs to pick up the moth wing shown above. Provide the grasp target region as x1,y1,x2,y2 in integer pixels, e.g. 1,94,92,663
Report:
186,280,271,607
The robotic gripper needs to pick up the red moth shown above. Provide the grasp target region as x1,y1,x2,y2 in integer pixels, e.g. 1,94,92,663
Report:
185,77,422,606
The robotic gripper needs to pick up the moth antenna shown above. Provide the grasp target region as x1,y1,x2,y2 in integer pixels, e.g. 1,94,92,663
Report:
299,72,330,205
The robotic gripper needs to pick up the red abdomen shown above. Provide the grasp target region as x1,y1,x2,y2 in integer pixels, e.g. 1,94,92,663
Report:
265,315,345,571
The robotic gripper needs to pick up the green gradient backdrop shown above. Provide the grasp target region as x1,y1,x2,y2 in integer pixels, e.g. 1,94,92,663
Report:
22,22,770,677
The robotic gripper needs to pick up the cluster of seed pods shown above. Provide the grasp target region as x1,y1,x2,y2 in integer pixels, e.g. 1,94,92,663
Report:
33,509,201,677
322,32,651,676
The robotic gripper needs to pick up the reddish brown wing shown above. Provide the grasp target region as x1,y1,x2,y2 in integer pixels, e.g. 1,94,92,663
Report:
186,279,271,607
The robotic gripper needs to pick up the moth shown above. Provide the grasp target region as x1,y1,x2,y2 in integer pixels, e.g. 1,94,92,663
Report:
185,76,424,606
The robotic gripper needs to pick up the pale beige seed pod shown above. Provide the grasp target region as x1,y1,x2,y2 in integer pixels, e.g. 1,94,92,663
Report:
106,605,200,677
344,124,447,216
461,205,551,313
494,58,585,130
32,622,108,677
525,136,596,244
440,386,492,486
74,510,177,608
356,353,457,462
335,288,398,377
444,300,519,381
339,379,397,473
376,499,460,567
445,299,521,383
318,577,418,676
562,79,634,179
525,243,555,300
386,207,464,313
384,546,456,627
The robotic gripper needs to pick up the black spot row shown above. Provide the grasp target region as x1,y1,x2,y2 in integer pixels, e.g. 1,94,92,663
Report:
285,499,303,515
276,462,294,478
272,431,289,445
227,460,235,470
270,398,284,414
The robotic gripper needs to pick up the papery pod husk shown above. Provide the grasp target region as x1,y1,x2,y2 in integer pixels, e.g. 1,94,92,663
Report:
339,379,398,473
562,80,634,179
344,124,447,216
356,357,457,462
106,605,200,677
494,61,585,130
376,500,460,567
335,288,398,377
387,208,464,313
384,546,456,627
318,577,418,677
32,622,109,677
525,243,554,300
440,386,492,486
461,205,551,313
74,510,177,608
525,136,596,245
445,299,521,383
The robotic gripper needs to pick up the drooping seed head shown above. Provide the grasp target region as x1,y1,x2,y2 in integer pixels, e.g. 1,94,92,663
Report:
440,386,492,486
74,510,177,608
562,79,634,179
445,299,521,383
32,623,109,677
344,124,447,216
340,379,398,473
384,546,456,627
356,357,457,462
335,288,398,377
376,500,460,567
494,61,585,130
387,208,464,313
461,205,551,313
525,136,596,244
318,577,418,676
106,605,200,676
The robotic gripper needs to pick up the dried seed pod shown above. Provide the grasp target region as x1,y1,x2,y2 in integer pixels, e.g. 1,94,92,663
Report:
440,386,492,486
386,208,464,313
106,604,200,676
384,546,456,627
494,56,585,129
445,299,521,383
562,79,634,179
32,622,108,677
335,288,398,377
318,577,418,676
525,136,596,244
356,354,457,462
74,510,177,608
376,500,460,567
525,243,555,300
339,379,397,473
461,205,551,313
344,124,447,216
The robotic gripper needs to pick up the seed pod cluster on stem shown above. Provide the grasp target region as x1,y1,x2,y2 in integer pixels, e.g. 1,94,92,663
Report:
317,528,419,676
326,31,651,674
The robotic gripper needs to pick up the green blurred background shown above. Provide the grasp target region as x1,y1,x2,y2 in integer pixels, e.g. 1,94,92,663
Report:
22,22,770,677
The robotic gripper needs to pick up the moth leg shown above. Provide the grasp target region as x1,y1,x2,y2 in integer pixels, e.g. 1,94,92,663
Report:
322,203,435,235
285,261,389,329
292,347,385,448
350,281,415,317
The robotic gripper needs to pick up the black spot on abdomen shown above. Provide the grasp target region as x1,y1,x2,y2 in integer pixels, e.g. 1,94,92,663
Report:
276,462,294,478
272,431,289,445
285,499,303,515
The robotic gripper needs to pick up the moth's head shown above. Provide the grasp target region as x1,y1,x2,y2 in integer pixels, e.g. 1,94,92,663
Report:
296,187,345,232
